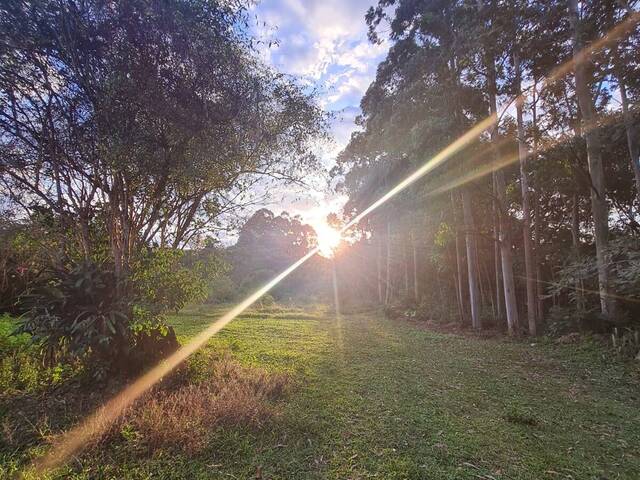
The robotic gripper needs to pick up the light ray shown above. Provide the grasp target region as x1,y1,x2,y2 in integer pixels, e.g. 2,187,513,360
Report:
32,247,319,473
339,11,639,227
28,11,640,476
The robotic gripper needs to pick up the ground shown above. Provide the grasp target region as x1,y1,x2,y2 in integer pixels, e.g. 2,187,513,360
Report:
2,305,640,479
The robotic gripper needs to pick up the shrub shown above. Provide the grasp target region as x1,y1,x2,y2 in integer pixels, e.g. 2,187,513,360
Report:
58,354,291,455
17,261,132,370
132,248,208,315
16,260,184,378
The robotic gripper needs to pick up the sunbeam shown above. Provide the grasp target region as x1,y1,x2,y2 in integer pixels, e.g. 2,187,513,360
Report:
27,10,640,476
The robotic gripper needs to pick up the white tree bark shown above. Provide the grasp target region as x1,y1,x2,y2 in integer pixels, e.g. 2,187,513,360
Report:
569,0,613,316
462,189,481,329
514,51,537,336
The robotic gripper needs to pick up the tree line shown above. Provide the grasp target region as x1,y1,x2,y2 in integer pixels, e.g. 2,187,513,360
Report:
332,0,640,338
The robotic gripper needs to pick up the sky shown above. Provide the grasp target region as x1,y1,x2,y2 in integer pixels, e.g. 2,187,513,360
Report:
247,0,389,234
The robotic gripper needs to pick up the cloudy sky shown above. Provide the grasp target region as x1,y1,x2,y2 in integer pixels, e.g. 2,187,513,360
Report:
248,0,389,231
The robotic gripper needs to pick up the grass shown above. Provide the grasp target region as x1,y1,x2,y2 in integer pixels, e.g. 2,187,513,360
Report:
2,305,640,479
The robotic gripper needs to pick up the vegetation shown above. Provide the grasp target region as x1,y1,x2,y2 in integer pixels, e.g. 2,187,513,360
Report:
330,0,640,351
2,0,640,478
2,305,639,478
0,0,325,371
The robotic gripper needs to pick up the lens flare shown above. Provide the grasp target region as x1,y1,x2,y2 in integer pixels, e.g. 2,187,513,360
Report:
28,11,640,476
314,221,342,258
32,247,319,473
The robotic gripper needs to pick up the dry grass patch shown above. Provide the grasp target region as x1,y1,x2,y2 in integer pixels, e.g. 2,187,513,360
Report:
124,354,290,453
4,354,290,466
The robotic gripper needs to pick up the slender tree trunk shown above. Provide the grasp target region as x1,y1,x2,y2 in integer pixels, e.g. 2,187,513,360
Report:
332,259,340,316
569,0,613,316
571,193,585,311
486,47,519,334
571,193,580,247
377,232,383,304
532,84,545,323
613,4,640,204
514,52,537,336
619,77,640,204
403,238,410,298
411,231,419,302
452,191,469,324
385,221,392,305
534,200,545,321
462,189,481,329
495,170,520,335
493,180,504,321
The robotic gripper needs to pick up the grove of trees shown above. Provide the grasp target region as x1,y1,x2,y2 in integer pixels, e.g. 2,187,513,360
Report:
331,0,640,339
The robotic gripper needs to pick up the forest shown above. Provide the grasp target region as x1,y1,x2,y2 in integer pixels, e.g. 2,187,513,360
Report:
330,0,640,343
1,0,640,478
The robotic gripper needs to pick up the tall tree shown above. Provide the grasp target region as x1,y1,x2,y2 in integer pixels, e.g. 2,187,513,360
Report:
568,0,613,316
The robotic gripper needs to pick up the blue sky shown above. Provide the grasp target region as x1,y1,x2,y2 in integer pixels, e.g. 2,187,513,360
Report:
249,0,389,230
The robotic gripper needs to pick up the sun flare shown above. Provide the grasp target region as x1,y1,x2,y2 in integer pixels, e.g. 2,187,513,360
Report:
314,222,342,258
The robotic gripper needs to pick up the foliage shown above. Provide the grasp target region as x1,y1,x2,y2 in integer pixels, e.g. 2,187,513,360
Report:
16,261,132,370
0,0,326,277
132,248,210,316
230,209,331,299
0,221,61,315
331,0,640,336
205,275,239,304
0,315,77,395
548,237,640,330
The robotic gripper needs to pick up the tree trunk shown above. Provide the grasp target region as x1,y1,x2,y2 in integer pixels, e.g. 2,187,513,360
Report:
569,0,613,316
493,177,505,321
377,232,383,304
514,51,537,336
411,231,419,302
452,191,469,324
532,81,545,323
385,221,392,305
619,77,640,204
495,171,520,335
403,238,410,298
486,47,519,335
571,193,585,311
462,189,481,329
534,200,545,321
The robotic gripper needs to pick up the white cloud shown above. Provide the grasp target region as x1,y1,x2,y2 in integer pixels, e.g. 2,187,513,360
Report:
241,0,388,229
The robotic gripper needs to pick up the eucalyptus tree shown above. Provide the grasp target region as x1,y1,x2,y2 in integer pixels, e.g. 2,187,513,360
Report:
337,0,488,325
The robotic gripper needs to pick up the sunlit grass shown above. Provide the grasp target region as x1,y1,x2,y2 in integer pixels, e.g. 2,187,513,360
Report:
3,304,640,478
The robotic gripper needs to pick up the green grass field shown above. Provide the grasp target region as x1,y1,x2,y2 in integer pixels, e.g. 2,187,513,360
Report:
2,306,640,479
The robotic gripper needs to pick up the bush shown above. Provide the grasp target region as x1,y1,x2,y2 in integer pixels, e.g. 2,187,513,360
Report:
16,260,182,378
14,246,224,378
132,248,208,315
0,222,59,315
0,315,76,395
17,261,131,369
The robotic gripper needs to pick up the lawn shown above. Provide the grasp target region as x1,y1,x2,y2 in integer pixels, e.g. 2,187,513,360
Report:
2,305,640,479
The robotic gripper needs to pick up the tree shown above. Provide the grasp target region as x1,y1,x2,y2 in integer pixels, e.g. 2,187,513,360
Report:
568,0,613,316
0,0,325,277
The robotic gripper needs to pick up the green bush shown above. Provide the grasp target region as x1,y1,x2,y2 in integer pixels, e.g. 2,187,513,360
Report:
132,248,208,315
17,261,132,372
0,315,76,394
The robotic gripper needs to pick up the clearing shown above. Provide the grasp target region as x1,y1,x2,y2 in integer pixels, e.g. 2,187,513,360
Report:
2,305,640,479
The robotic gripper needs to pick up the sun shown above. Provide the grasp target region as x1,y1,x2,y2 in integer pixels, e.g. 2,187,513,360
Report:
314,222,342,258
